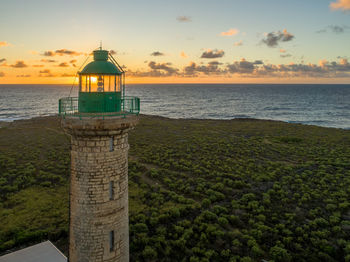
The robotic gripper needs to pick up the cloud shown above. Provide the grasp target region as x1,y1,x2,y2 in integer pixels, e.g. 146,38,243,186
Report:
10,61,28,68
58,62,69,67
69,60,77,67
280,54,292,58
0,72,4,77
129,57,350,79
220,28,239,36
184,61,225,76
190,58,350,78
180,51,188,58
42,49,83,56
41,59,57,63
227,59,263,74
16,74,31,77
150,51,164,56
0,41,10,47
330,0,350,11
280,49,286,53
200,49,225,59
110,50,126,56
177,16,191,22
43,51,55,56
129,61,179,77
0,58,6,63
261,29,295,47
234,40,243,46
331,25,346,33
148,61,178,74
61,73,75,77
55,49,82,56
39,69,55,77
33,65,44,67
259,58,350,78
316,25,349,34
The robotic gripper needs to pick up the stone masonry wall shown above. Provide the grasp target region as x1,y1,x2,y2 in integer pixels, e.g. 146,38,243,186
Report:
69,130,130,262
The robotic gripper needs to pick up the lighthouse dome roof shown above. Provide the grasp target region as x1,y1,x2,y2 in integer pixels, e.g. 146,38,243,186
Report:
79,50,122,75
80,61,122,75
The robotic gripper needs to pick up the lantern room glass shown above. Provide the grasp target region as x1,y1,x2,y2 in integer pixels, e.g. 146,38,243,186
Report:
80,75,121,93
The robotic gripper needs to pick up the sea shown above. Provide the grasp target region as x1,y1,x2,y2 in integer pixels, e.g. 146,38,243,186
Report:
0,84,349,129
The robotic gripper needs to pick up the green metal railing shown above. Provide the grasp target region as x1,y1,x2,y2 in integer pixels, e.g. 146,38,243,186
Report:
59,96,140,118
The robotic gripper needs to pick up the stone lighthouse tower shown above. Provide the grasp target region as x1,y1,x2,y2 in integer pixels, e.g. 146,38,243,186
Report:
59,48,140,262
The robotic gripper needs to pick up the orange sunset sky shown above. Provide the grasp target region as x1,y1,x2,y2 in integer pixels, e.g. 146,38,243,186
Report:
0,0,350,84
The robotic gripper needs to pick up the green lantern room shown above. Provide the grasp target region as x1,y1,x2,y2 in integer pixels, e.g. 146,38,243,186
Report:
79,49,123,113
59,48,140,117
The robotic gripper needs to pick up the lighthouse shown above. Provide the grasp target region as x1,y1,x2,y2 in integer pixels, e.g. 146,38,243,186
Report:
59,48,140,262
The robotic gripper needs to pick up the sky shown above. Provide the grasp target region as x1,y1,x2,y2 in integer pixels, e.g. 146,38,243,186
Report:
0,0,350,84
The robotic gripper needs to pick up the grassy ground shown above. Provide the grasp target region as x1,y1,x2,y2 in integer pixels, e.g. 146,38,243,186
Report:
0,115,349,261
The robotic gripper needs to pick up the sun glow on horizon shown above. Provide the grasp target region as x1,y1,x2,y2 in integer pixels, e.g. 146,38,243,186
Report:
90,76,97,83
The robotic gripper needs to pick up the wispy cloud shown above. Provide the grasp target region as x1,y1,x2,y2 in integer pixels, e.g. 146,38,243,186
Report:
68,59,76,67
0,58,6,63
200,49,225,59
110,50,126,56
58,62,69,67
33,65,44,67
150,51,164,56
261,29,295,47
61,73,75,77
316,25,349,34
177,16,191,22
280,54,292,58
16,74,31,77
180,51,188,58
42,49,83,57
0,72,5,77
0,41,10,47
234,40,243,46
41,59,57,63
10,61,28,68
330,0,350,11
39,69,55,77
220,28,239,36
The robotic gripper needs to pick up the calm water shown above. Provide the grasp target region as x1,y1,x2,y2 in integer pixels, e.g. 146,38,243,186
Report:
0,84,349,129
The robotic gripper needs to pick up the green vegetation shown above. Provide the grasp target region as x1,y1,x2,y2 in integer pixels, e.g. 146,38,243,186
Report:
0,115,350,261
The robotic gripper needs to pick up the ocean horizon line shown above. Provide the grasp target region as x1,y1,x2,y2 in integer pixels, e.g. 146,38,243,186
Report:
1,83,350,86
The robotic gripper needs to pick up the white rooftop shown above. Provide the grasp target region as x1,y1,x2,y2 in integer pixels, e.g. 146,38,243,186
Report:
0,241,67,262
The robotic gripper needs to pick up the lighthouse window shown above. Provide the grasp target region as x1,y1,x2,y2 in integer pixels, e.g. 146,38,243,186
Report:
90,75,104,92
109,137,114,152
80,75,88,92
105,75,114,92
109,181,114,200
109,230,114,252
